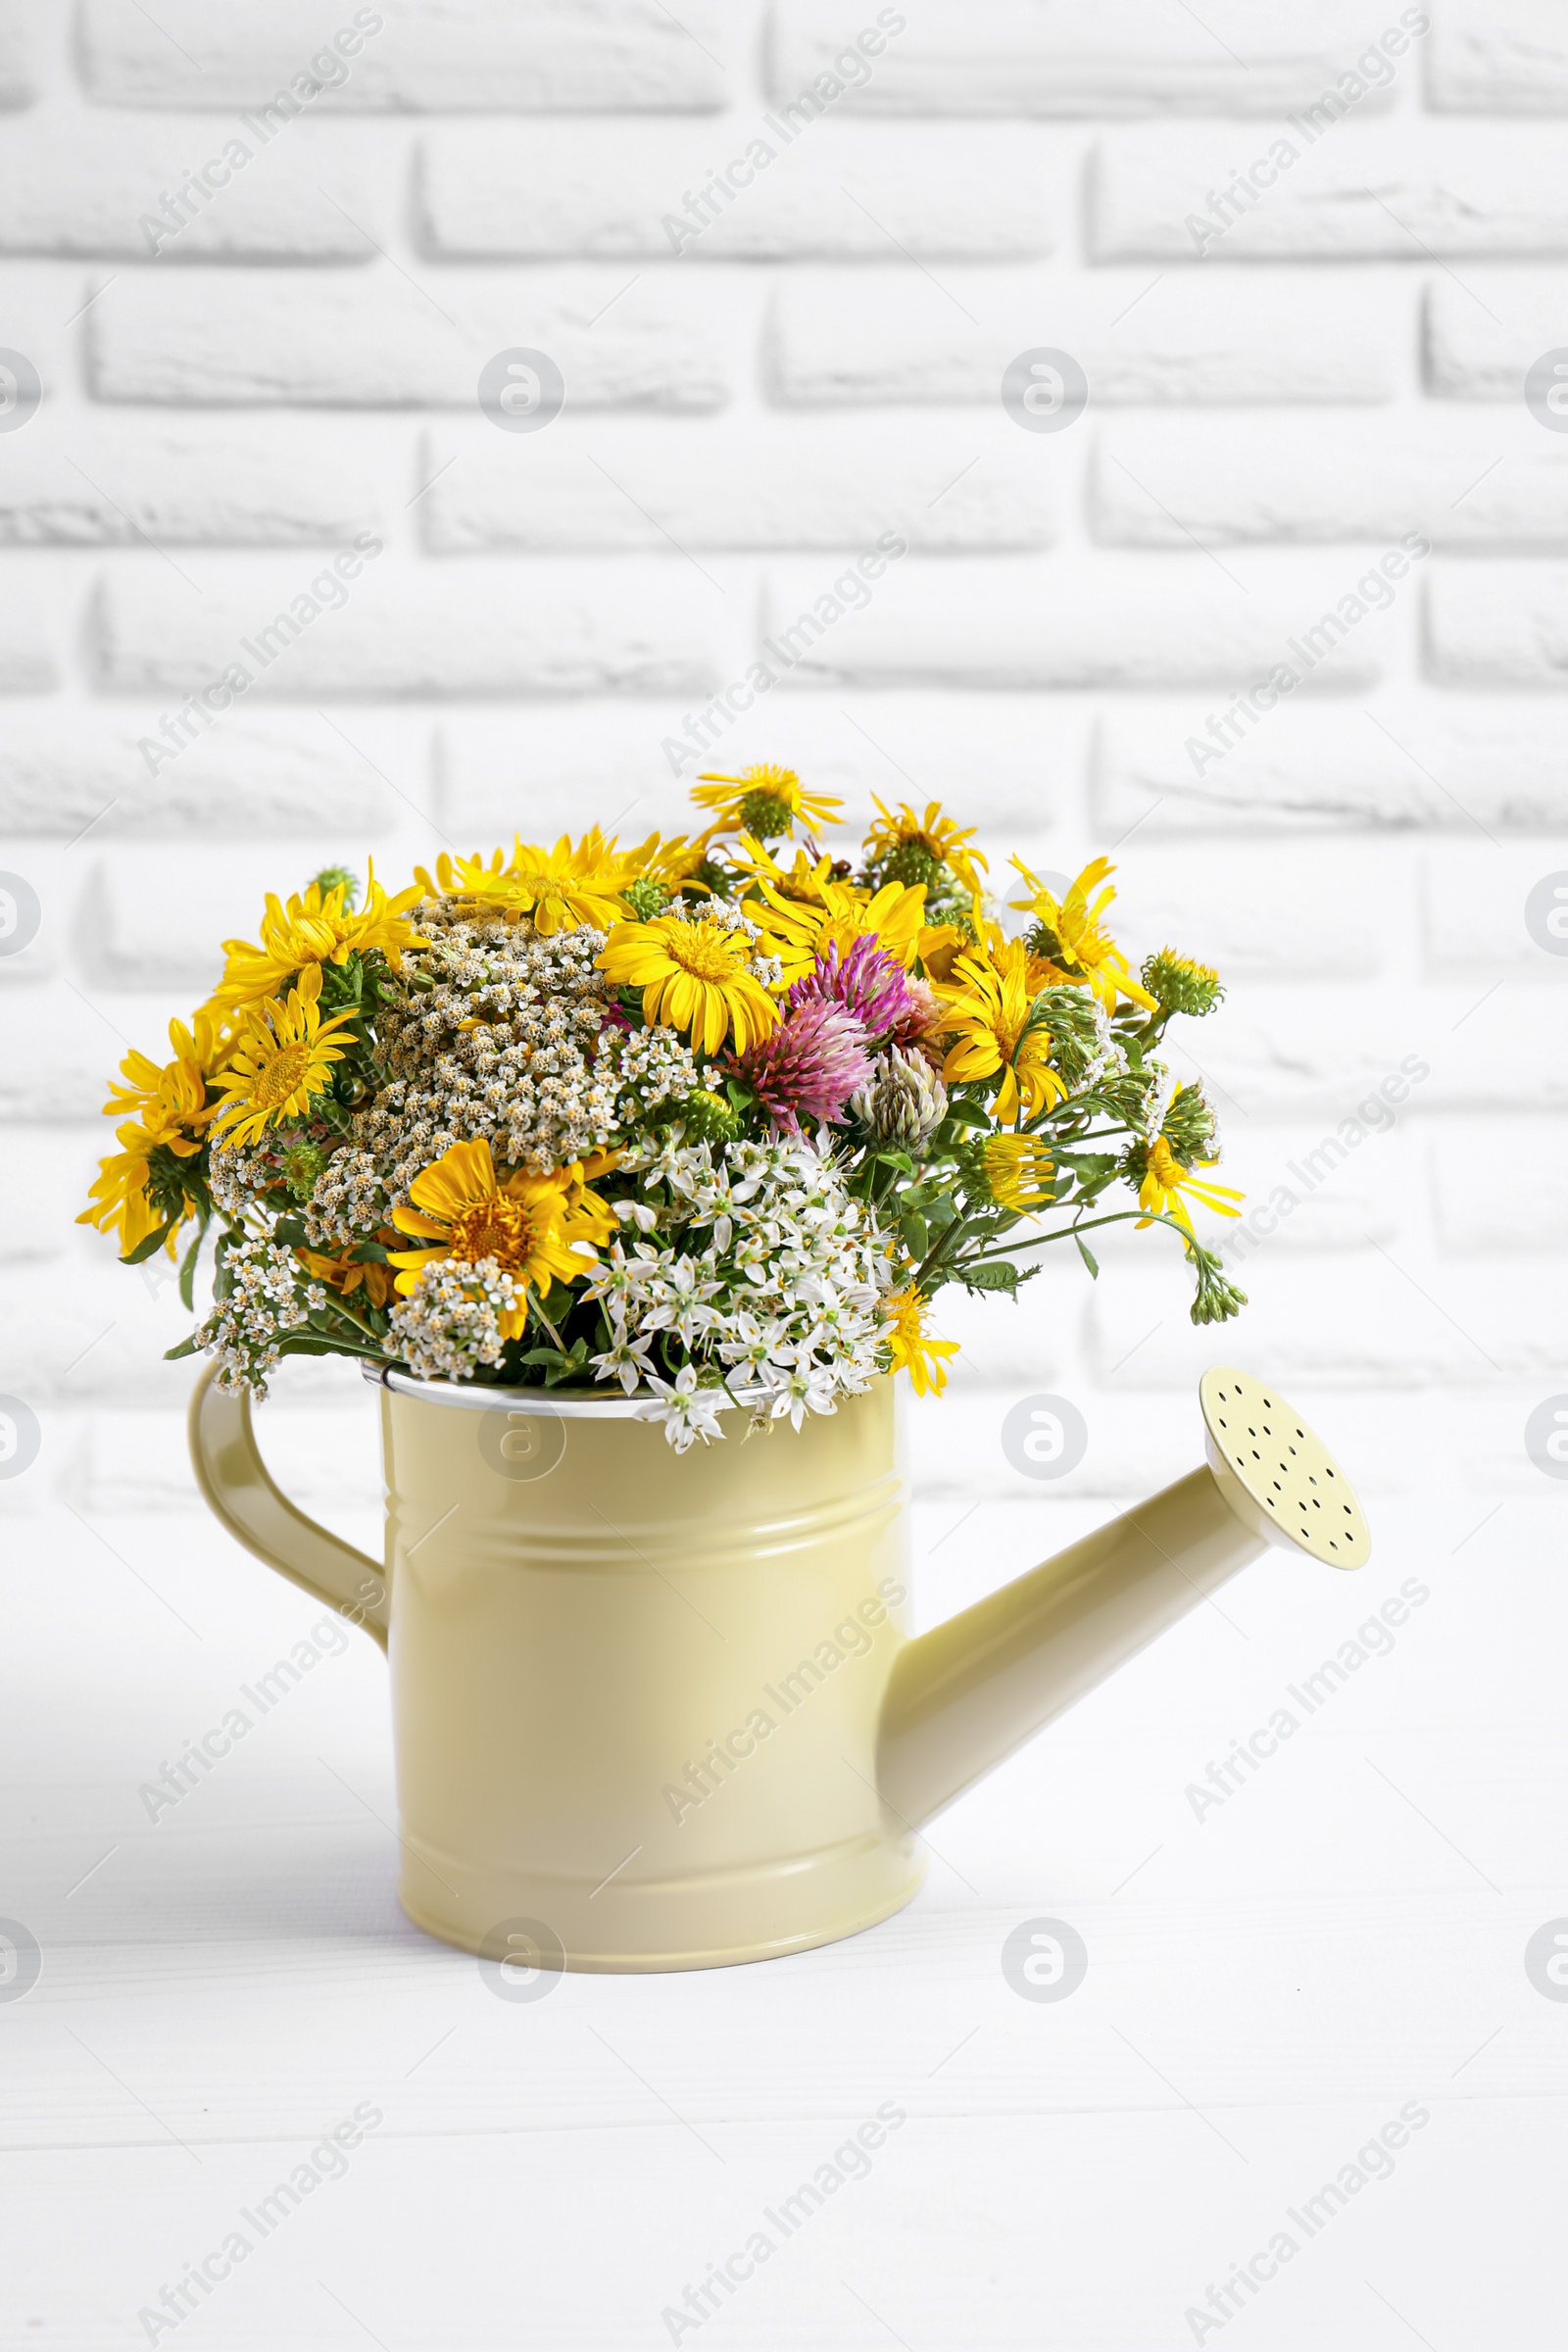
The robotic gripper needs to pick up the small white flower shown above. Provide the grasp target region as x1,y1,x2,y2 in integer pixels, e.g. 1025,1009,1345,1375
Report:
716,1309,791,1377
591,1331,654,1396
767,1367,838,1433
640,1364,727,1452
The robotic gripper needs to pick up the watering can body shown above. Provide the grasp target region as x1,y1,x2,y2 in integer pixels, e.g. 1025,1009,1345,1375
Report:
188,1364,1369,1972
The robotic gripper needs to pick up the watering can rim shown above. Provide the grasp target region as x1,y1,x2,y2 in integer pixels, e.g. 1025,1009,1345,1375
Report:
368,1360,835,1419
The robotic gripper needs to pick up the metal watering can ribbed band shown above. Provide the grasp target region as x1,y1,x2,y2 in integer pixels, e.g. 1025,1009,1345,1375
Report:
187,1363,1370,1972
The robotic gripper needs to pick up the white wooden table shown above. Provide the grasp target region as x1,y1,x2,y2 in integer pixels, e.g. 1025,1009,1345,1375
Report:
3,1475,1560,2349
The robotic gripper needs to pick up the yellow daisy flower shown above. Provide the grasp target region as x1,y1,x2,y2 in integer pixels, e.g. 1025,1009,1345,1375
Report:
416,829,641,935
209,862,427,1016
752,875,929,983
881,1286,959,1397
1136,1137,1244,1243
914,920,976,987
638,830,718,891
101,1009,228,1154
79,1126,182,1256
78,1010,232,1255
415,846,510,910
936,941,1065,1127
691,763,843,839
983,1133,1054,1212
864,797,987,894
210,966,359,1150
728,834,835,901
597,910,780,1054
1007,856,1157,1015
387,1139,611,1337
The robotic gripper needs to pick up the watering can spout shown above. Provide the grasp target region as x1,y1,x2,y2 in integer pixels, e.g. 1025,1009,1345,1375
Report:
876,1368,1371,1831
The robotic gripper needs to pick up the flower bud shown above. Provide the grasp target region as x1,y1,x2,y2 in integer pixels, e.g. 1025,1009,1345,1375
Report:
674,1088,741,1146
281,1141,327,1202
849,1046,949,1149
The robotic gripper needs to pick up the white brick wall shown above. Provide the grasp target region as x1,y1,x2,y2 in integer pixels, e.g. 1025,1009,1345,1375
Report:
1092,122,1568,261
5,0,1565,1530
416,122,1055,259
76,0,730,112
89,270,727,407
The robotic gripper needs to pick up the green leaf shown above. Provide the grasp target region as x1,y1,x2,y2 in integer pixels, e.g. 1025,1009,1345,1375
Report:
519,1338,590,1387
272,1215,308,1247
943,1100,991,1129
277,1333,383,1361
348,1240,390,1264
120,1220,176,1265
1054,1152,1119,1184
1074,1233,1101,1279
964,1261,1020,1293
900,1208,928,1258
163,1334,200,1361
177,1220,207,1312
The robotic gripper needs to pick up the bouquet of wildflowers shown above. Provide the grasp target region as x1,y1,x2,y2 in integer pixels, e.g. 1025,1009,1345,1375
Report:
81,767,1244,1450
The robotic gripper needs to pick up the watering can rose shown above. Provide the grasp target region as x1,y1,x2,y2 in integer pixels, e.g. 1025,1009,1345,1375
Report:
80,768,1245,1448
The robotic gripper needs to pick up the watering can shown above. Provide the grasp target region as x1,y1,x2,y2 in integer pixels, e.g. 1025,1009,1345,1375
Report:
188,1362,1369,1973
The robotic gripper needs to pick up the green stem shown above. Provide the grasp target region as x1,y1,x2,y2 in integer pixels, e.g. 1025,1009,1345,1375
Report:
314,1293,385,1345
1044,1118,1139,1144
960,1204,1197,1266
911,1208,971,1292
528,1288,568,1351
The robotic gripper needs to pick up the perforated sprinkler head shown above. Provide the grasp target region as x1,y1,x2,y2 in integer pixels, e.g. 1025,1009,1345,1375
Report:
1200,1366,1371,1569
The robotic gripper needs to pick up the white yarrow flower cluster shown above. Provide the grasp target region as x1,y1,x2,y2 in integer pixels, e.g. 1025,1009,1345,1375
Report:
196,1238,312,1398
386,1256,523,1384
579,1136,887,1451
209,1140,289,1219
600,1021,700,1116
312,910,623,1241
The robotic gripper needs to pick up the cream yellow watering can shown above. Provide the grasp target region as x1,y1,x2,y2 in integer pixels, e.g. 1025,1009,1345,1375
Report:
188,1362,1369,1973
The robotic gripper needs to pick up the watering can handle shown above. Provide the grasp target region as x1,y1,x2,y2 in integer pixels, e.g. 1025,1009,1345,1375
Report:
187,1362,389,1650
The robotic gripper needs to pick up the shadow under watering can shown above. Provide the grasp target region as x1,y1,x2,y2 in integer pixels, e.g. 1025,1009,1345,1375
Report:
189,1361,1370,1973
